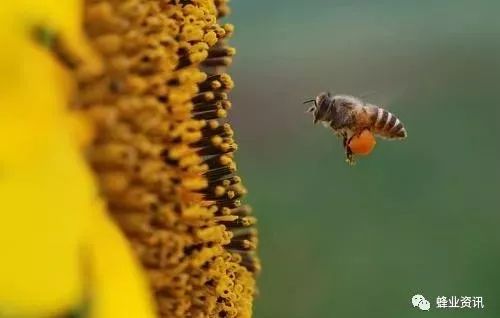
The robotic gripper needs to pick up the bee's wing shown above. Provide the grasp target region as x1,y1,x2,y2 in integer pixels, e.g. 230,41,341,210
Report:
351,105,377,131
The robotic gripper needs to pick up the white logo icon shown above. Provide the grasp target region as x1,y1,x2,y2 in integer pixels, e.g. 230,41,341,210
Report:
412,294,431,311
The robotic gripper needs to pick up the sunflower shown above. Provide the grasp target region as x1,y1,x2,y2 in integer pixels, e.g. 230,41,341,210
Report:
0,0,258,317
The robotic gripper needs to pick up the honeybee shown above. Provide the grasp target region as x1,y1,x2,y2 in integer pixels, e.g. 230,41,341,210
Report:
304,92,407,164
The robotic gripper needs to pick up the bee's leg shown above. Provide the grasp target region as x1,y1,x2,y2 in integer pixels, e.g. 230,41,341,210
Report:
341,132,348,148
345,145,355,165
342,133,356,165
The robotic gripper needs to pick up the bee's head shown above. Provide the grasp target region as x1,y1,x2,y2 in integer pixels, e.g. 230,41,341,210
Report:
304,92,333,124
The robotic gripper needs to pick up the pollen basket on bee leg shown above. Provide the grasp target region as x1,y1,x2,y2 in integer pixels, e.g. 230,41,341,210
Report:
348,130,376,155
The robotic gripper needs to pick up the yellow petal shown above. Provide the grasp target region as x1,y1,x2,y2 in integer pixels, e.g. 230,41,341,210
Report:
85,202,155,318
0,1,154,316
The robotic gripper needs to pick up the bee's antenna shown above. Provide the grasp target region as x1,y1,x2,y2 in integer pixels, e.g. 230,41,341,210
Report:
303,99,315,105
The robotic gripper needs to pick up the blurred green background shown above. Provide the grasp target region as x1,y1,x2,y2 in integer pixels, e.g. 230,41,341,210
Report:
227,1,500,317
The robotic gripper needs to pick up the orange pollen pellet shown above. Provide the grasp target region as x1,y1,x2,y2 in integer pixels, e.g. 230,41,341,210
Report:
348,129,376,155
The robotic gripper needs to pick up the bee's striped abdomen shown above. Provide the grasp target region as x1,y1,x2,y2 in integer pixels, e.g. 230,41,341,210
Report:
371,107,407,139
